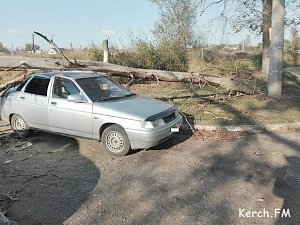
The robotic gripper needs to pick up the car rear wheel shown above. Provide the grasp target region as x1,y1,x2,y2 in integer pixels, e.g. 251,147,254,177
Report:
11,114,30,138
101,125,131,156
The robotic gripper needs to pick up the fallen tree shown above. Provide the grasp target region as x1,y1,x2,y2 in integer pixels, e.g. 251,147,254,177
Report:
0,31,261,94
0,55,260,94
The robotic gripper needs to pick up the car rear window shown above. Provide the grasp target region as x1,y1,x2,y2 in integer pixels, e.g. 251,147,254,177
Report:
16,77,31,91
24,77,50,96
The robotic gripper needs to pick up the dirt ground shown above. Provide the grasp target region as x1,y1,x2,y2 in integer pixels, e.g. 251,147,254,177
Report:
0,120,299,225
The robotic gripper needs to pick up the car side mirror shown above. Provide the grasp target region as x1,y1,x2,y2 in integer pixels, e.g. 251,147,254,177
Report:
67,94,84,103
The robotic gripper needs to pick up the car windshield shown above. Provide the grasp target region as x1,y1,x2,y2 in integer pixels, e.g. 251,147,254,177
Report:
76,76,134,102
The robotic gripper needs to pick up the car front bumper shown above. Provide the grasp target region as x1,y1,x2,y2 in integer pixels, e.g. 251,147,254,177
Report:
126,115,183,150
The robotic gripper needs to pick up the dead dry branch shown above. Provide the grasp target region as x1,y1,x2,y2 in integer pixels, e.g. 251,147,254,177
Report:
0,190,19,214
180,112,203,140
24,170,54,184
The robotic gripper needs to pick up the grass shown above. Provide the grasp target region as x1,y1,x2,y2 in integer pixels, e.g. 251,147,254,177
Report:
0,70,28,84
131,76,300,126
284,51,300,67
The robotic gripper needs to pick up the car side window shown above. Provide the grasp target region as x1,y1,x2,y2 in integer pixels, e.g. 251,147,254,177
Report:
53,78,80,99
24,77,50,96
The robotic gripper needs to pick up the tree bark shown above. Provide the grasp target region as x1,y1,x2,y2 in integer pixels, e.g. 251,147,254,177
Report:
262,0,272,79
268,0,285,98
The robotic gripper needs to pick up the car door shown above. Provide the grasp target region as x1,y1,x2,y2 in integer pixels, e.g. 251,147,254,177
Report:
14,75,50,130
48,77,93,138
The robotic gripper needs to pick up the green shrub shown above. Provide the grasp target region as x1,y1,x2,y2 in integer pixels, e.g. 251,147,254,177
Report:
88,43,103,61
0,42,10,54
111,39,188,71
251,51,263,70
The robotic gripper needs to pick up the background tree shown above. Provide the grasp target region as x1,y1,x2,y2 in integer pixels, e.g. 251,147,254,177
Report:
150,0,209,71
231,0,272,78
0,42,10,54
23,43,40,52
230,0,300,78
151,0,200,51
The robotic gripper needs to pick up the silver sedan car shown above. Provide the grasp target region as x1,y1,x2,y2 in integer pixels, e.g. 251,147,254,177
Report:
0,71,182,156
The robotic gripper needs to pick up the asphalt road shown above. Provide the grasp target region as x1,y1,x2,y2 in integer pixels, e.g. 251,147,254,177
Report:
0,123,299,225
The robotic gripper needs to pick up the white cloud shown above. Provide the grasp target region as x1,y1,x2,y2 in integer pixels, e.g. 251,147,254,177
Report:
100,29,116,37
8,29,23,36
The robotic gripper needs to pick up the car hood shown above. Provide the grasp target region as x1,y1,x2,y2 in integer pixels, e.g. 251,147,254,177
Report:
93,95,174,121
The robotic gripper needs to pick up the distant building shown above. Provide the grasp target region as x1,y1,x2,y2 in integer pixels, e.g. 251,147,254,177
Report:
223,44,240,51
48,48,66,55
28,50,43,54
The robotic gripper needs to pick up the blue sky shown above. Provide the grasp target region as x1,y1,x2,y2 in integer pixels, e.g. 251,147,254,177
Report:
0,0,257,50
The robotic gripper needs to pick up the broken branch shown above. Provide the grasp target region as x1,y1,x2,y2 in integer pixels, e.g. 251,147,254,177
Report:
34,31,71,65
34,31,86,68
24,170,53,184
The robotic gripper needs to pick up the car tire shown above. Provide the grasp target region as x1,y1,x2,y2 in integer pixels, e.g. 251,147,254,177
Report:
11,114,30,138
101,124,131,156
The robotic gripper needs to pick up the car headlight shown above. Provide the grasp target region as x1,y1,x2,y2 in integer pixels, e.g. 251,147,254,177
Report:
141,118,165,129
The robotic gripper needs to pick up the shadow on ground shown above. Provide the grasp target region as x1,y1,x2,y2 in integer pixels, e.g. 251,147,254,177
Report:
78,77,299,224
0,132,100,225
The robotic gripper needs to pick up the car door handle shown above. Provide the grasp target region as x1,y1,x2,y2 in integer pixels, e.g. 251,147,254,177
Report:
50,102,57,106
20,96,25,99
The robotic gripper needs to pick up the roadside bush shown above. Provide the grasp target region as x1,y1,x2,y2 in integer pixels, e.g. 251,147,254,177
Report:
156,41,188,71
65,49,89,60
251,51,262,70
111,39,188,72
187,46,262,75
88,43,103,61
0,42,10,55
283,51,300,66
86,39,262,75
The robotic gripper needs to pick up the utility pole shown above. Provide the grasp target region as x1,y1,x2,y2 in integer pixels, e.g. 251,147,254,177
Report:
268,0,285,98
32,33,35,53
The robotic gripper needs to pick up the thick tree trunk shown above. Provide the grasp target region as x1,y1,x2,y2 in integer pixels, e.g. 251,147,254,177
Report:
0,56,259,94
262,0,272,79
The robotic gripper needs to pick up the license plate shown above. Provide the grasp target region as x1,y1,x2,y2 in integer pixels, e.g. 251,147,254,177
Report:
171,127,179,133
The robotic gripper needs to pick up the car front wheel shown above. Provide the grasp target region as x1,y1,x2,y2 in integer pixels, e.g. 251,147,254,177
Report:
11,114,30,138
101,125,131,156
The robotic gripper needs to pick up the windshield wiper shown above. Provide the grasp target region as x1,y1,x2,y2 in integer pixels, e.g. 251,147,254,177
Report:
94,93,136,102
124,93,136,97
